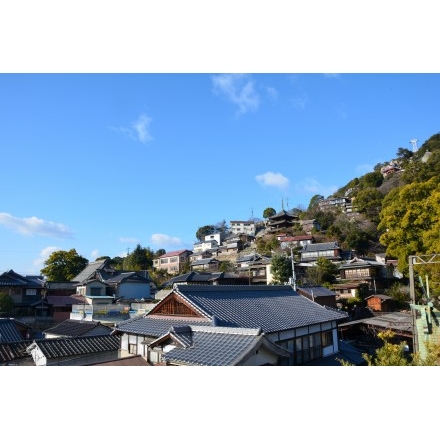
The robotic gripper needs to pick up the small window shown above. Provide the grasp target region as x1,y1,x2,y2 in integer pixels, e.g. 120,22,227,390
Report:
129,343,137,355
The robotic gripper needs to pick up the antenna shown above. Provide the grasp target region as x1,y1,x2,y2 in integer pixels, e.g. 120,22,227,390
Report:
410,139,418,152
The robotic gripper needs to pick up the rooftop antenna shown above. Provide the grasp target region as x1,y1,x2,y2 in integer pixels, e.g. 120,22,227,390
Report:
281,198,284,210
410,139,418,152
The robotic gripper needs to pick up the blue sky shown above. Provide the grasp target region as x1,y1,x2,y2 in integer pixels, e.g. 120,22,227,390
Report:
1,73,439,275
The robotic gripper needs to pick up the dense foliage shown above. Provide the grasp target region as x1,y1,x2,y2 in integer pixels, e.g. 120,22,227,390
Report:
40,248,89,281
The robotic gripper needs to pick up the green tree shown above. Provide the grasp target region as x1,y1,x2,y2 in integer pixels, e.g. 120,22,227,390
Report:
378,176,440,275
124,244,153,270
359,171,384,189
219,260,235,272
363,330,410,366
307,194,324,211
352,187,384,222
270,254,292,285
305,257,338,285
0,292,14,316
263,207,276,219
40,248,89,281
196,225,215,242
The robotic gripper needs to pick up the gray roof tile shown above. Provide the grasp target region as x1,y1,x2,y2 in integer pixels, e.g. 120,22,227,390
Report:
27,334,120,359
173,285,347,333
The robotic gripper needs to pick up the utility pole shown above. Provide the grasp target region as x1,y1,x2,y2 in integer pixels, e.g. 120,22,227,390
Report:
290,246,297,290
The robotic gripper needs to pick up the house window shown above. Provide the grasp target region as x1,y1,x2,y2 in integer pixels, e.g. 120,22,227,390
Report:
90,287,102,296
295,333,322,365
160,258,168,264
169,257,178,263
26,289,37,296
129,343,137,355
321,330,333,348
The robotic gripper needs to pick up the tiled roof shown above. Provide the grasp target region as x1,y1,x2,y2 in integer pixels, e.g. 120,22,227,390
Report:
173,285,348,333
27,334,120,359
44,319,112,338
297,286,337,298
0,270,44,287
160,325,287,366
0,341,32,363
89,355,151,366
302,242,340,252
159,249,192,258
162,271,242,287
113,315,211,338
0,318,24,342
190,258,218,266
71,259,110,282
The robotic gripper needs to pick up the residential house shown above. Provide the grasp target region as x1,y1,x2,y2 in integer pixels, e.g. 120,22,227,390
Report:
234,253,272,284
300,242,343,263
153,249,193,274
189,257,220,272
278,235,315,250
229,220,256,236
113,284,350,366
296,286,338,309
45,294,87,323
147,325,290,366
318,197,353,214
189,250,213,264
43,319,113,339
0,270,46,317
193,239,219,253
338,257,393,294
74,260,153,301
26,334,120,366
161,271,249,289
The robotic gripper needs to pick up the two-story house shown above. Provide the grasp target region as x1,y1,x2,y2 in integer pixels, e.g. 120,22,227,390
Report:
229,220,256,236
153,249,193,274
300,242,344,263
112,284,350,366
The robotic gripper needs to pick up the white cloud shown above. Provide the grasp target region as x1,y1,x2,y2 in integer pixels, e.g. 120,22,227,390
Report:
33,246,61,270
151,233,183,249
132,113,153,144
111,113,153,144
294,178,338,197
212,74,260,115
0,213,74,239
90,249,100,261
291,93,308,109
266,86,278,100
256,172,289,190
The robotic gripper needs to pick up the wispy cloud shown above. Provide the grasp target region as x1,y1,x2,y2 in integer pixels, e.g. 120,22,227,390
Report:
266,86,278,101
111,113,153,144
90,249,100,261
33,246,61,270
291,93,308,109
294,178,338,197
0,213,74,239
132,114,153,143
212,74,260,116
151,233,183,249
256,172,289,191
